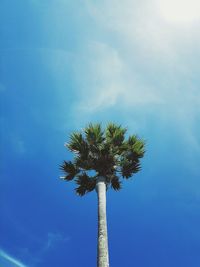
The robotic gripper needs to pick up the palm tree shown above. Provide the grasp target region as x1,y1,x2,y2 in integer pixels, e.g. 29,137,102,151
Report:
60,123,145,267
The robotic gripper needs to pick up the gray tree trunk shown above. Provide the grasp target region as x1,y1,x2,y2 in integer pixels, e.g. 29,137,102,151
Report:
96,177,109,267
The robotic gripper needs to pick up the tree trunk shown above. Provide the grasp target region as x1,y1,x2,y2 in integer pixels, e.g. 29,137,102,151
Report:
96,177,109,267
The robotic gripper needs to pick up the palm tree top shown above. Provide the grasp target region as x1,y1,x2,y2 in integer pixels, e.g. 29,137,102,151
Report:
60,123,145,196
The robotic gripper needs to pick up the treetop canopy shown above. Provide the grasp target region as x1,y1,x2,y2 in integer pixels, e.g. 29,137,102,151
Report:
60,123,145,196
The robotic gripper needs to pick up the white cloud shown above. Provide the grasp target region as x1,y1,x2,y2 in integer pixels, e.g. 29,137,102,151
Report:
0,249,28,267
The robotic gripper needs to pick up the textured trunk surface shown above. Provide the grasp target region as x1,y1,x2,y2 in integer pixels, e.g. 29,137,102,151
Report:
96,177,109,267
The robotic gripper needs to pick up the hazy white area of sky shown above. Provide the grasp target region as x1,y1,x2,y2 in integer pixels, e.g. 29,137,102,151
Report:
38,0,200,111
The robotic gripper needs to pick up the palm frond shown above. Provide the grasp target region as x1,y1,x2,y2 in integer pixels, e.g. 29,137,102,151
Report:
127,135,138,146
75,186,87,197
75,173,96,196
106,123,127,147
74,155,94,170
132,139,145,157
110,176,122,191
85,123,104,146
59,161,79,181
67,132,88,156
120,160,141,179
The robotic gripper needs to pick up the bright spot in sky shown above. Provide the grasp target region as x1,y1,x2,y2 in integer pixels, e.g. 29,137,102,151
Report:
157,0,200,23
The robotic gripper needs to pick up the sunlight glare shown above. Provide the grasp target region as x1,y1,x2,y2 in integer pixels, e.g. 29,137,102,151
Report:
158,0,200,23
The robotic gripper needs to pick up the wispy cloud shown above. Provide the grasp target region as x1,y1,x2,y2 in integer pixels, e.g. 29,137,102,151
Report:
68,1,199,114
0,249,28,267
73,42,125,112
72,40,163,114
0,233,70,267
43,232,70,251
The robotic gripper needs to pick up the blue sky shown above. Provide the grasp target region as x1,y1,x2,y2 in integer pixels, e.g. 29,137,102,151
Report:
0,0,200,266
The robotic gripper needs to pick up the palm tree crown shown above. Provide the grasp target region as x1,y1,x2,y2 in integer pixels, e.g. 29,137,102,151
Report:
60,123,145,196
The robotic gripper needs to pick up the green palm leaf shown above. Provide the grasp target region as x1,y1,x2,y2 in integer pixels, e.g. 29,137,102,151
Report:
67,132,89,156
85,123,104,145
106,123,127,147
